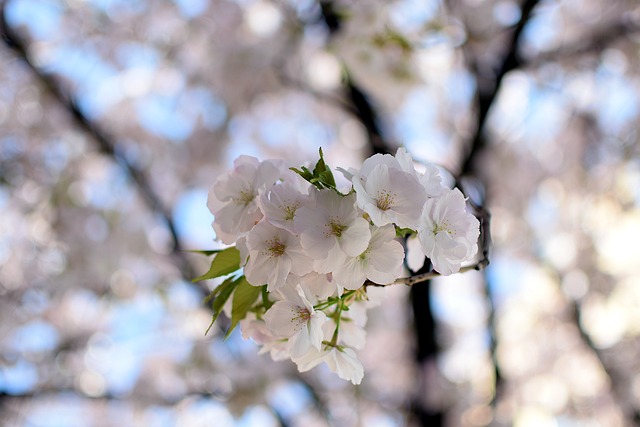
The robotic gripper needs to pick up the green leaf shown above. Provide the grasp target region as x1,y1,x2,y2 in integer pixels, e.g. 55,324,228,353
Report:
192,246,241,282
227,276,261,337
312,148,336,188
290,166,313,181
204,276,239,335
291,148,338,191
261,285,274,311
395,227,415,238
316,170,336,188
184,249,223,256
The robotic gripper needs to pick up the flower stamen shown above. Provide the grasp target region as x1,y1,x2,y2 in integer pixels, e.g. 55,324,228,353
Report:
237,188,255,205
376,190,396,211
281,202,300,221
265,238,286,257
329,220,348,237
433,221,455,236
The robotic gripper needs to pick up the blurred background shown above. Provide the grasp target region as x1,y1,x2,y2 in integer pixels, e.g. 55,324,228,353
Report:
1,0,640,426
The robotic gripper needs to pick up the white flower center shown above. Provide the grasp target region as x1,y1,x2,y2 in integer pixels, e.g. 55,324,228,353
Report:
433,221,456,236
376,190,396,211
327,217,348,237
237,188,256,206
280,201,300,221
264,238,286,257
289,306,311,333
292,307,311,322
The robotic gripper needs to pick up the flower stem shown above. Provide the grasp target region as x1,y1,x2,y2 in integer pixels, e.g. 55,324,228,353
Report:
330,301,344,347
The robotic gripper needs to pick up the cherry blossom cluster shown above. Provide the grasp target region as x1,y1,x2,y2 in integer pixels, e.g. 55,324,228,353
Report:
201,148,480,384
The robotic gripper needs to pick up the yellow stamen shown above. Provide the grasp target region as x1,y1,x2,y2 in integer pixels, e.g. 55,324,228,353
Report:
376,190,396,211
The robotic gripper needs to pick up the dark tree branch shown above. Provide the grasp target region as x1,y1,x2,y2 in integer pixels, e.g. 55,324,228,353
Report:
457,3,640,418
455,0,540,414
315,2,446,426
0,7,196,284
344,76,390,156
317,0,390,157
458,0,540,179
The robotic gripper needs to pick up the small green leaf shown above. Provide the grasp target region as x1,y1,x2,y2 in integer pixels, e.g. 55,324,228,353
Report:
290,166,313,181
227,276,261,337
261,285,274,311
192,246,241,282
292,148,338,191
204,277,239,335
185,249,223,256
316,170,336,188
312,148,336,188
395,227,415,238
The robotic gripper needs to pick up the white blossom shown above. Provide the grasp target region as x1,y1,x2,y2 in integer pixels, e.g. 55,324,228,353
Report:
351,152,426,229
204,149,485,385
295,190,371,259
418,187,480,275
331,224,404,290
240,317,289,361
263,285,327,358
207,156,282,244
299,272,339,300
245,220,313,291
394,147,446,198
259,178,312,233
406,233,426,272
325,347,364,385
294,346,364,385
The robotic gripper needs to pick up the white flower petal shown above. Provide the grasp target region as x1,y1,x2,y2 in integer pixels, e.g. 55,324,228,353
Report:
406,234,426,272
338,217,371,257
314,247,349,274
300,272,338,300
292,347,326,372
418,187,480,275
367,243,404,285
264,300,307,337
308,312,328,350
289,329,312,358
325,347,364,385
334,257,368,290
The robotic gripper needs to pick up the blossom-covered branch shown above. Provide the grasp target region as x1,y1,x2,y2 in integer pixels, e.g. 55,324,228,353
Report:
196,148,488,384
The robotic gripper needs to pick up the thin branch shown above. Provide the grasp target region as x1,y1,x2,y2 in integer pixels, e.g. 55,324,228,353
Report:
364,263,486,289
0,388,214,406
570,295,640,423
276,70,360,117
523,19,640,69
399,264,484,286
0,7,196,284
